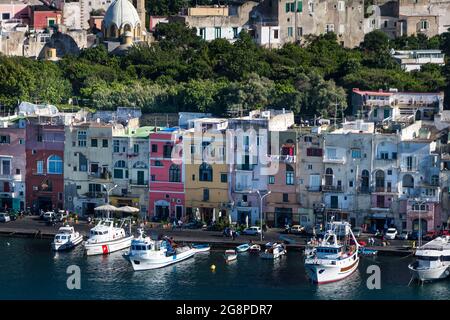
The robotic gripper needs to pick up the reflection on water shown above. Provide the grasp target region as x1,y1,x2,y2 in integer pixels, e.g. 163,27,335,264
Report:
1,238,450,300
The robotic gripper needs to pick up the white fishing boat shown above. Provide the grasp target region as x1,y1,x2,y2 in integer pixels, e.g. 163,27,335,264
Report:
260,243,286,260
249,244,261,253
408,236,450,282
224,249,237,262
51,225,83,251
304,220,359,284
126,229,197,270
84,219,133,256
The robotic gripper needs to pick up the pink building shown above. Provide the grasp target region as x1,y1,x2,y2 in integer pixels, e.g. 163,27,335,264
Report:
148,128,185,221
0,2,30,25
405,199,442,233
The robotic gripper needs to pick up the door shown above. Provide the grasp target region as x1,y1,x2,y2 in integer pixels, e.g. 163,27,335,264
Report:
176,206,183,220
330,196,338,209
137,171,145,185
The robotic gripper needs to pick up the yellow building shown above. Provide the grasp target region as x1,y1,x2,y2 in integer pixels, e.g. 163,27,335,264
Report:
183,118,230,223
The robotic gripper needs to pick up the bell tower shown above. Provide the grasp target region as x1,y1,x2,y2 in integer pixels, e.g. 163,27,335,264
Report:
132,0,146,30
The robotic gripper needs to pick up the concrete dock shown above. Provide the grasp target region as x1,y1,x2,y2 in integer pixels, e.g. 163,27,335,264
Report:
0,216,414,256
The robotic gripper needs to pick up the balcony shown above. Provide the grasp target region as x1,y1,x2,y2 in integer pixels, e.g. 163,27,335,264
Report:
0,174,22,181
129,180,148,187
84,192,105,198
269,155,296,164
406,210,434,221
306,186,322,192
235,184,252,192
323,157,345,164
321,185,343,192
357,186,370,194
237,201,252,207
88,171,112,180
236,164,254,171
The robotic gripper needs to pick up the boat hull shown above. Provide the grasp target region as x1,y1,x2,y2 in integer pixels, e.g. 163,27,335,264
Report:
85,235,133,256
52,235,84,251
236,245,250,253
192,245,211,253
408,264,450,282
129,248,197,270
305,256,359,284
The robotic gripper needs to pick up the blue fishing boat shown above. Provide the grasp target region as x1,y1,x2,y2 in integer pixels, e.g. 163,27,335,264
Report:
358,247,378,256
236,243,250,253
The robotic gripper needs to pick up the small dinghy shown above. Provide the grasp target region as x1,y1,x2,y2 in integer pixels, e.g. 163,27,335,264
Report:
358,247,378,256
249,244,261,253
192,243,211,253
224,249,237,262
236,243,250,253
260,243,286,260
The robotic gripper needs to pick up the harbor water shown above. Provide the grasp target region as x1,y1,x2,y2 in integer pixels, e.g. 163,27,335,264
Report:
1,237,449,300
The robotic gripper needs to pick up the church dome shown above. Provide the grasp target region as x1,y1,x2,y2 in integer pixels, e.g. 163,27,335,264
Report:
103,0,141,30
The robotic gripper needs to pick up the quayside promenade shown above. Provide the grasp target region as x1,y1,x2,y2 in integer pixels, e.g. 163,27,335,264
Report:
0,216,413,256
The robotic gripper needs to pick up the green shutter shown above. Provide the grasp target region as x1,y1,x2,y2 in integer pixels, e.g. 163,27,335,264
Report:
286,3,290,12
297,1,303,12
290,2,295,12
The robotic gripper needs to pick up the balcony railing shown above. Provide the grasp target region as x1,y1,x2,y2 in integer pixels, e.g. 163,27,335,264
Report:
323,157,345,164
321,185,343,192
237,201,252,207
306,186,322,192
269,155,296,163
236,164,254,171
0,174,22,181
88,171,112,180
129,180,148,186
84,192,105,198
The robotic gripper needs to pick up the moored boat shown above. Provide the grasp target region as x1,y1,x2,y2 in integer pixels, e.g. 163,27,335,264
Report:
260,243,286,260
408,236,450,282
126,230,197,271
304,220,360,284
358,247,378,256
236,243,250,253
192,243,211,253
84,219,133,256
249,244,261,253
224,249,237,262
51,225,83,251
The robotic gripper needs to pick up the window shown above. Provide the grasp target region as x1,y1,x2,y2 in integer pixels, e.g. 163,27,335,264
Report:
285,3,290,12
221,173,227,183
307,148,323,157
91,139,98,147
392,152,397,160
16,168,20,175
77,131,87,147
37,161,43,174
419,20,428,30
288,27,293,37
113,140,119,152
163,144,173,158
326,24,334,33
274,29,279,39
387,169,392,175
349,180,353,187
203,189,210,201
283,193,289,202
286,164,294,185
102,139,108,148
133,144,139,154
79,153,87,172
19,138,24,145
297,1,303,12
297,27,303,37
214,27,221,39
383,109,390,119
327,148,337,159
88,183,102,193
151,174,156,181
1,13,11,20
0,135,10,144
290,2,295,11
373,109,378,118
114,160,126,179
169,164,181,182
199,163,213,182
268,175,275,184
380,152,389,160
307,164,312,170
308,1,314,12
154,160,162,167
151,144,158,153
337,0,344,11
47,155,63,174
199,28,206,39
351,149,361,159
233,27,238,38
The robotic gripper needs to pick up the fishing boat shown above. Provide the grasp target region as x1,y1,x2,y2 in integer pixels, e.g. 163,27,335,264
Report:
260,243,286,260
192,243,211,253
51,225,83,251
304,220,359,284
84,219,133,256
408,236,450,282
224,249,237,262
236,243,250,253
126,229,197,271
249,244,261,253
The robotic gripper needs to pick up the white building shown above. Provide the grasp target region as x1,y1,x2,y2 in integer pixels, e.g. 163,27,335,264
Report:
391,49,445,72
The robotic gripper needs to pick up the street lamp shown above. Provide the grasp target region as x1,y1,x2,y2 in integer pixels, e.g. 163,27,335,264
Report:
246,189,271,242
103,184,118,205
413,198,430,248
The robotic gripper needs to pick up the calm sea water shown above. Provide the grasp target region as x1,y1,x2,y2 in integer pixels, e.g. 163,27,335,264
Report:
0,237,449,300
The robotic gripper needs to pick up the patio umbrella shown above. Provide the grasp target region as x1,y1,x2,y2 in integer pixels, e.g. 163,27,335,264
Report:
117,206,139,213
212,208,216,223
196,208,201,220
229,214,232,226
246,215,249,228
94,204,118,219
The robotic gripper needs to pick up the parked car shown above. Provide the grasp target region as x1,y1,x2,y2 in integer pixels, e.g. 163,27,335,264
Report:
241,226,262,235
286,225,305,234
0,213,11,223
43,212,55,221
384,228,398,240
56,211,68,222
350,238,367,246
423,230,439,241
397,230,410,240
352,227,362,238
182,220,203,229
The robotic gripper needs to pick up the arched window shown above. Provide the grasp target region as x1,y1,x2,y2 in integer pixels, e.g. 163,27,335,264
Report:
115,160,126,168
402,174,414,188
431,175,439,186
47,155,63,174
123,24,132,32
110,24,117,38
199,163,213,182
375,170,385,191
133,161,147,169
169,164,181,182
286,164,294,185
